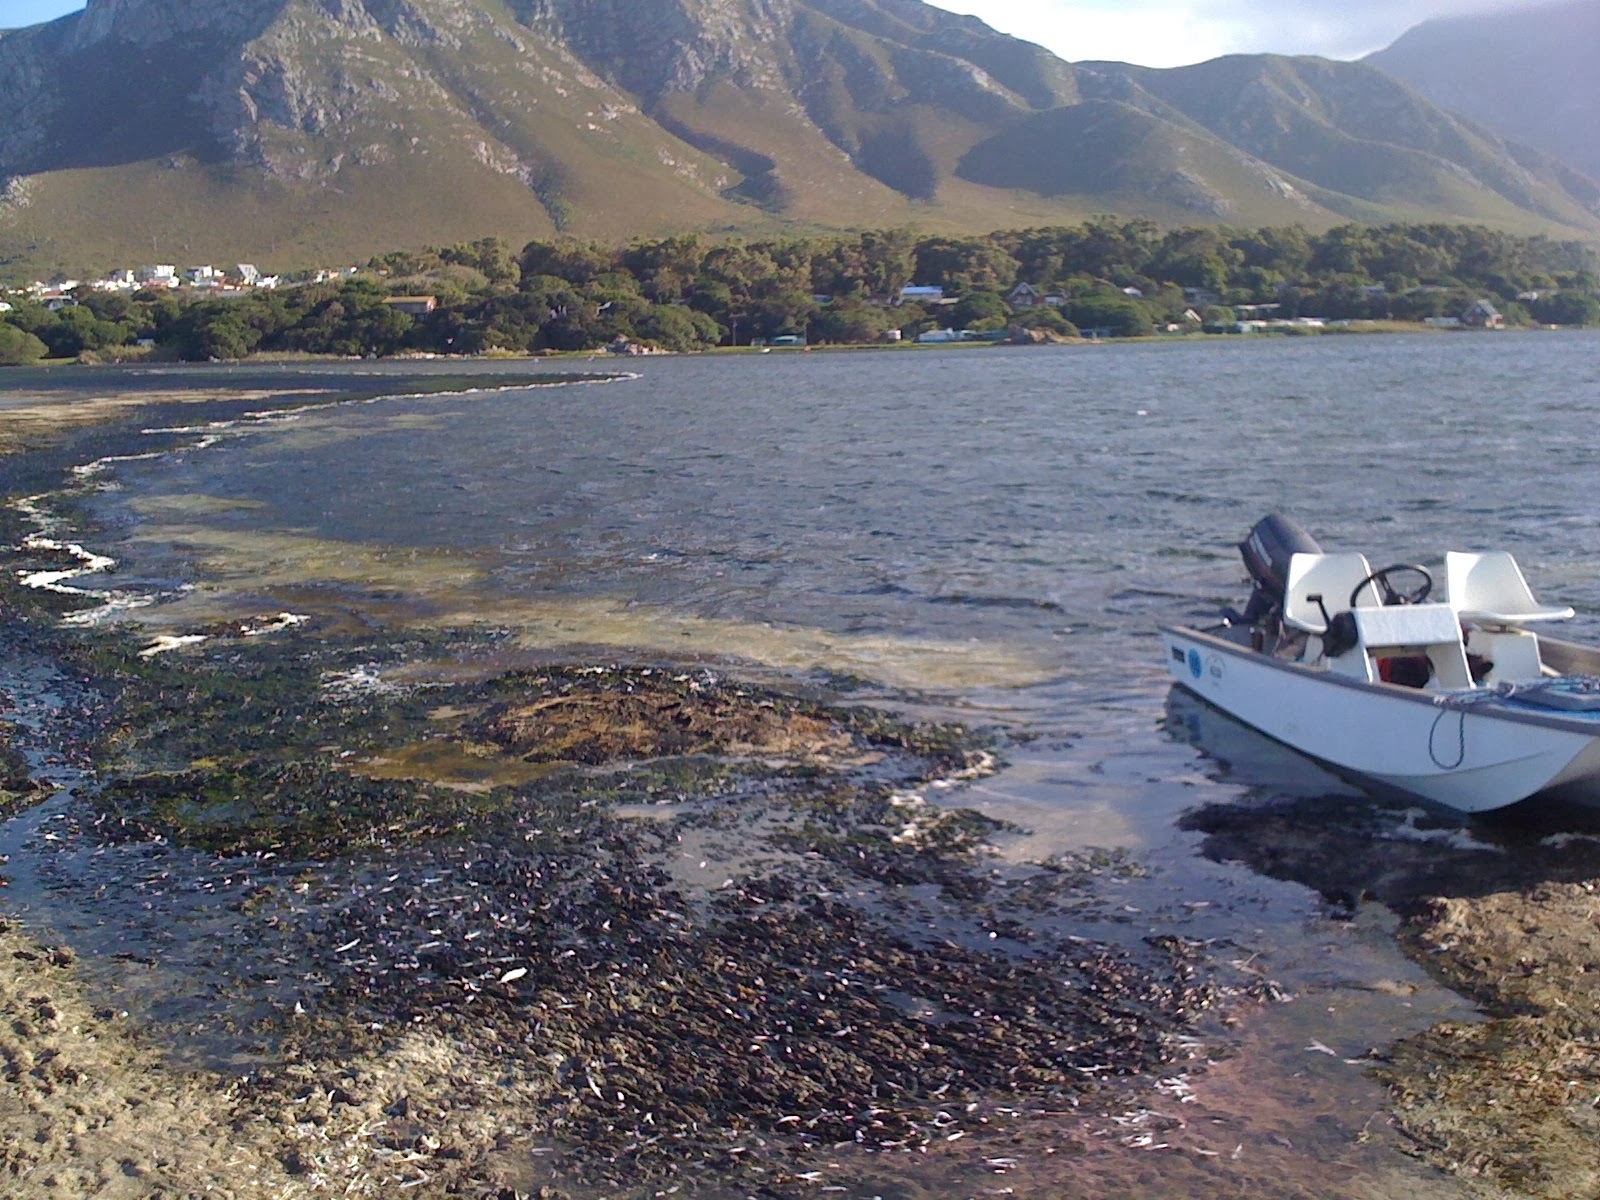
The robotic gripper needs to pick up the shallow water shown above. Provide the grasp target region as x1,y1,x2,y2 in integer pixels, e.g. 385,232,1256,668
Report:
6,333,1600,1196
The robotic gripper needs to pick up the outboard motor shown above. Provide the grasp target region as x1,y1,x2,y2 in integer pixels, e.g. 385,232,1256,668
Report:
1233,514,1322,626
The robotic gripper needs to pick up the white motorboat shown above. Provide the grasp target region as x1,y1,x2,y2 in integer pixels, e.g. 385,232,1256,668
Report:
1162,515,1600,813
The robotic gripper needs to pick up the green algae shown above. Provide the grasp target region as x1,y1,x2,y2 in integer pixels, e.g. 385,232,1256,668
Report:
76,624,995,864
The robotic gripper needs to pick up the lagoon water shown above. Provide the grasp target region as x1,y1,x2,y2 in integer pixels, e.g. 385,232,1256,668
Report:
12,331,1600,1196
80,332,1600,672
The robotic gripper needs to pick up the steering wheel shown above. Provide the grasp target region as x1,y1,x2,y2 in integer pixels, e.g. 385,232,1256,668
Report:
1350,563,1433,608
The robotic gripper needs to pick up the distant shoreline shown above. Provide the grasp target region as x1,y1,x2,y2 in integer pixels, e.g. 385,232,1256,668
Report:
13,317,1578,370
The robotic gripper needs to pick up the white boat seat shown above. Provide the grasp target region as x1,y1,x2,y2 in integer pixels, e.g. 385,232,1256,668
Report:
1282,552,1375,634
1446,550,1574,625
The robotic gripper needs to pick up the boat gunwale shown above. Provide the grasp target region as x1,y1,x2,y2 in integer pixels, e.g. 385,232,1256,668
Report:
1161,622,1600,738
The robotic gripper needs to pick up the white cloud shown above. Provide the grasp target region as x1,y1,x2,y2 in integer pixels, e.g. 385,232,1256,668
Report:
929,0,1560,67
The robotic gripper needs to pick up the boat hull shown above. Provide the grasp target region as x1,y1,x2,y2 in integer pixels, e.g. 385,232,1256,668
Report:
1162,625,1600,812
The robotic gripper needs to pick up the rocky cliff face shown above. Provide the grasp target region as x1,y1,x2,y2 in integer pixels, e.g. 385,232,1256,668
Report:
507,0,797,97
1,0,1597,271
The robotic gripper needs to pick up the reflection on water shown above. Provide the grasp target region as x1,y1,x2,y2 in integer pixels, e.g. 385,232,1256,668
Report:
1170,682,1600,912
1164,683,1366,801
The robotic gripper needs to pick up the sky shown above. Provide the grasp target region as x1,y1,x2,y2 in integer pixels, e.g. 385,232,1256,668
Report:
0,0,1562,66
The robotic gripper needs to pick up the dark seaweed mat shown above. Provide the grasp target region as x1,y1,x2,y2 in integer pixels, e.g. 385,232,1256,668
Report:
19,626,1215,1184
268,827,1213,1169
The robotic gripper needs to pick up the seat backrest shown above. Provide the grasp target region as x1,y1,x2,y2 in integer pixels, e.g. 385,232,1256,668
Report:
1468,628,1545,684
1446,550,1574,625
1282,552,1375,633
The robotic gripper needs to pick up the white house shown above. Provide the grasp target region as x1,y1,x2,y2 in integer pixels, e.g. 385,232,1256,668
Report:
236,263,261,285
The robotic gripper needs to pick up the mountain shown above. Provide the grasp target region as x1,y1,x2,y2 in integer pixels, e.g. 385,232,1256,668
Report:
1,0,1597,275
1365,0,1600,181
1057,55,1600,231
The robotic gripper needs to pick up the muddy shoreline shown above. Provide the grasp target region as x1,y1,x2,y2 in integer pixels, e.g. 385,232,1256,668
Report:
1,372,1597,1199
1181,789,1600,1196
1,604,1219,1198
0,377,1216,1198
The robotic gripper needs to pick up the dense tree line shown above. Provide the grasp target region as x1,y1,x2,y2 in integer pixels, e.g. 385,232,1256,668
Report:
2,221,1597,364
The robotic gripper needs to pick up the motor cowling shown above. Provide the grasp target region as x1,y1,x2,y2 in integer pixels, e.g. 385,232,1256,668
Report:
1236,514,1321,625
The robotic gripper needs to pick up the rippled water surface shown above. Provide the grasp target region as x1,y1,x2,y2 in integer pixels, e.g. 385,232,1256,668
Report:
99,339,1600,618
11,332,1600,1196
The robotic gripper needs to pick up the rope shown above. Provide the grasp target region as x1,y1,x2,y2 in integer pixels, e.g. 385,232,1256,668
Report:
1427,683,1515,771
1425,676,1600,770
1427,706,1466,770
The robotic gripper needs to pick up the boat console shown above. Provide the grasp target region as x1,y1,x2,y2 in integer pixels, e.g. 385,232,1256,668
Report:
1230,515,1574,692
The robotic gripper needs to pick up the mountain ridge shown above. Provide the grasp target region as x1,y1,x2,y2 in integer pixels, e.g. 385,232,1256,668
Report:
1365,0,1599,182
1,0,1596,274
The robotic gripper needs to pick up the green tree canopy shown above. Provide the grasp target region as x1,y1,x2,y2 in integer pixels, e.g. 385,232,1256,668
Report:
1065,296,1154,338
519,239,615,286
442,237,521,286
172,306,262,360
913,237,1020,290
950,290,1010,328
808,300,893,345
0,323,48,365
632,304,721,351
1529,292,1600,326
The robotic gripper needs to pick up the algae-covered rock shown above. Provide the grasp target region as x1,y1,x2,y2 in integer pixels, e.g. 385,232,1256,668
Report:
473,678,851,765
1377,881,1600,1196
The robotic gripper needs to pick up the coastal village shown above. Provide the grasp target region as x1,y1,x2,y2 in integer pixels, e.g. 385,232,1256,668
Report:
0,253,1523,358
